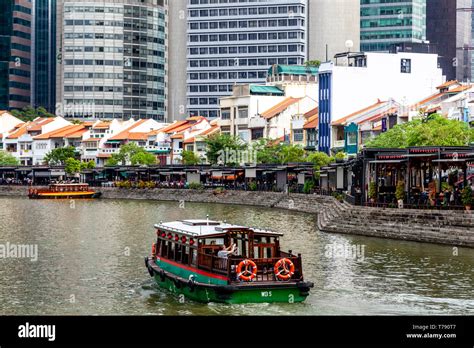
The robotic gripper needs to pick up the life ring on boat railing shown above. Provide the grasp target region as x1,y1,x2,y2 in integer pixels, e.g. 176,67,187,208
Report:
151,243,156,257
237,259,258,282
33,189,38,195
274,258,295,281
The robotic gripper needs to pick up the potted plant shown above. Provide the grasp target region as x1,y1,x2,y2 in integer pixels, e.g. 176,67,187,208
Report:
461,186,473,211
395,181,405,208
368,181,376,203
335,152,346,163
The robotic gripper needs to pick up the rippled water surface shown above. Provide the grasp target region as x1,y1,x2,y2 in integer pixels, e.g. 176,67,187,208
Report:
0,197,473,315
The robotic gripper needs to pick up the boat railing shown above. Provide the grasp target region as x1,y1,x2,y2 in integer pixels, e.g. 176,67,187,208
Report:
227,256,303,283
197,252,303,282
154,224,200,237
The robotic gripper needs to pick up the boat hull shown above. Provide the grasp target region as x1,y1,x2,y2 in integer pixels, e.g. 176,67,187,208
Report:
29,192,102,199
145,257,313,304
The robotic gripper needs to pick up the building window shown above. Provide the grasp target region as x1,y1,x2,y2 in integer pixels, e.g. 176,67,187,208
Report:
293,129,303,142
401,59,411,74
347,132,357,146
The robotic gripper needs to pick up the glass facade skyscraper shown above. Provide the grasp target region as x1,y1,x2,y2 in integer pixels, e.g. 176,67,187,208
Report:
33,0,57,113
0,0,32,110
360,0,427,52
57,0,167,120
187,0,308,118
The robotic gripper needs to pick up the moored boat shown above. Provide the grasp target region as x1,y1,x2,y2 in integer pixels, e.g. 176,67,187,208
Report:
144,219,313,304
28,183,102,199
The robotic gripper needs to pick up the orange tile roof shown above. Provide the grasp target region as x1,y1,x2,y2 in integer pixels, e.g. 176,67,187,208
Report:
436,80,458,89
170,123,195,133
127,132,149,141
92,121,111,129
108,119,147,141
184,137,195,144
27,118,55,132
332,99,386,126
304,107,318,119
415,92,444,107
149,120,188,135
261,97,302,120
447,85,471,93
7,124,28,139
303,115,319,129
171,134,184,139
199,125,219,136
359,107,398,124
34,125,87,140
0,134,2,139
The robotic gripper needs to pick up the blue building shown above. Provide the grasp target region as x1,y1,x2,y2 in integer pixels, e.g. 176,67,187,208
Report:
32,0,57,113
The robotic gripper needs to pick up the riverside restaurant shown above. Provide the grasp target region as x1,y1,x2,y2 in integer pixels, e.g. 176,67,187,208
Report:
321,146,474,208
0,163,316,193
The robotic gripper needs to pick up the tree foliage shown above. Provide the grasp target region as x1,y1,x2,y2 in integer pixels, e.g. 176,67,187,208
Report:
366,114,474,148
253,139,307,164
44,147,76,165
204,134,247,165
106,143,156,166
0,151,19,165
182,150,201,165
305,60,321,68
10,106,55,122
65,158,96,175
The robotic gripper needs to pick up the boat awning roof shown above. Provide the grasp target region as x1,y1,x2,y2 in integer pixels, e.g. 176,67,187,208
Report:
155,220,282,238
369,160,407,164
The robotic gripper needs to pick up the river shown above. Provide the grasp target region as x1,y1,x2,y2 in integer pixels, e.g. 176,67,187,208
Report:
0,197,473,315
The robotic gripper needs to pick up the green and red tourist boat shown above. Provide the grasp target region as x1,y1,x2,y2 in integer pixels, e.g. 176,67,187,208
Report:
144,219,313,304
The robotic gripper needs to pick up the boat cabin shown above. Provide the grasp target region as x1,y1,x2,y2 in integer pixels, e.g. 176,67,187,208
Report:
153,220,304,283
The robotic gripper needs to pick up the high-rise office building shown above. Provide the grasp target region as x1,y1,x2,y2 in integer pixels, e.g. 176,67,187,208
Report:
56,0,167,120
426,0,472,82
186,0,308,118
32,0,57,113
360,0,427,52
0,0,32,110
308,0,360,62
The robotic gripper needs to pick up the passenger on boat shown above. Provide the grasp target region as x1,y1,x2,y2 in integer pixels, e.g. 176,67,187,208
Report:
217,243,237,270
217,243,237,259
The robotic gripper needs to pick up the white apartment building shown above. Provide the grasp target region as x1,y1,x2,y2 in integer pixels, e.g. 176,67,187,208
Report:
318,51,444,153
56,0,167,120
3,117,71,165
186,0,308,119
219,64,318,143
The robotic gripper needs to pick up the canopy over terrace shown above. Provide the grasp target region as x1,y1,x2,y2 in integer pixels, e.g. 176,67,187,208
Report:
360,146,474,206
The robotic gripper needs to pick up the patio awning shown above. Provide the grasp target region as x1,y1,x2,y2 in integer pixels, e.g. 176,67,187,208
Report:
370,160,407,164
432,158,472,163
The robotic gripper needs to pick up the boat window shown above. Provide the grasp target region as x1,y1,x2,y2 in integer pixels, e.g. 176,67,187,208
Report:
191,249,197,266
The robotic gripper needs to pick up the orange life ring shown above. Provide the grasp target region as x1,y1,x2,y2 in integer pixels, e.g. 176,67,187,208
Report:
151,243,156,257
34,189,38,195
274,258,295,281
237,259,257,282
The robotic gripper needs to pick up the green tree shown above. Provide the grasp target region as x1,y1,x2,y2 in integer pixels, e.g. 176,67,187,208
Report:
253,139,307,164
106,143,156,166
305,60,321,68
11,106,55,122
204,134,247,165
366,114,474,148
44,147,76,165
182,150,201,165
0,151,19,165
306,151,334,178
65,159,96,175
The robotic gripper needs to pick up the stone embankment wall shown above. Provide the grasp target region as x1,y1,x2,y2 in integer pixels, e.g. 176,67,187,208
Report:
1,186,473,248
